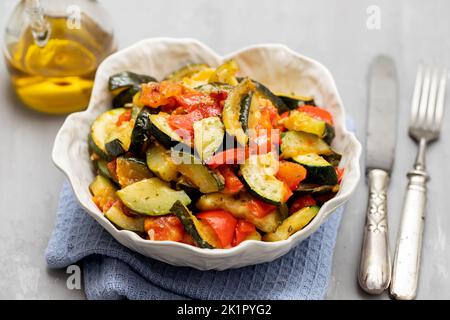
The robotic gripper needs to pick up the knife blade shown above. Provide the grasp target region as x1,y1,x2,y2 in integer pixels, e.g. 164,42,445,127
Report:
366,56,398,171
358,55,398,294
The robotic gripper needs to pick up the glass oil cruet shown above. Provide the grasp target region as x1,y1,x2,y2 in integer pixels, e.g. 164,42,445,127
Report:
3,0,116,114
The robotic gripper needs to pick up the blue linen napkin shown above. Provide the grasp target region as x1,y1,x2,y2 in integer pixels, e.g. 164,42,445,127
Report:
46,181,343,300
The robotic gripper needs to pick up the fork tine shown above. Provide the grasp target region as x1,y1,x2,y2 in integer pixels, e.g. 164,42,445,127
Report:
425,68,439,130
410,64,424,125
417,66,432,127
434,68,448,130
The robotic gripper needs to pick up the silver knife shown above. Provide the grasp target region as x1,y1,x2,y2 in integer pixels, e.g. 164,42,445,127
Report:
358,55,398,294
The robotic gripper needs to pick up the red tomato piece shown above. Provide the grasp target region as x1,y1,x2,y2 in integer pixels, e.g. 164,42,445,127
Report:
168,109,205,135
276,161,307,190
298,105,333,125
140,81,182,108
175,91,223,118
217,166,244,194
336,167,345,183
116,109,132,126
106,159,118,182
197,210,238,248
289,195,317,214
233,220,256,246
247,198,277,218
144,215,185,242
206,148,248,168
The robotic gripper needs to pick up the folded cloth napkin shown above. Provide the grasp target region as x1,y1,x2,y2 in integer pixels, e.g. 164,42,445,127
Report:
46,181,343,300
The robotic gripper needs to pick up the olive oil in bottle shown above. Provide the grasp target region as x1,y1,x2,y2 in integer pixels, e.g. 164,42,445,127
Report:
3,1,116,114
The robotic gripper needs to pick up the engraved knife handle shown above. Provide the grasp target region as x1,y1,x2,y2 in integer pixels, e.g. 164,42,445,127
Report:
390,169,428,300
358,169,391,294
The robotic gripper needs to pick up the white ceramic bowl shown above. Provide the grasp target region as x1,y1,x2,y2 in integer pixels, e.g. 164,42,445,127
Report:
52,38,361,270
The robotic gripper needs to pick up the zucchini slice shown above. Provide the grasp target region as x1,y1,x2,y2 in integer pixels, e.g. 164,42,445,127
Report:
208,60,239,85
196,192,282,233
279,110,335,144
109,71,156,92
324,152,342,167
253,81,290,113
116,157,153,187
89,108,131,160
165,63,210,82
112,85,140,108
195,82,233,95
96,159,117,183
292,153,338,185
280,131,333,159
117,178,191,216
89,175,116,198
222,78,255,146
171,201,218,249
146,143,179,182
104,202,145,232
263,206,320,242
89,175,118,212
148,113,185,149
105,139,126,157
175,176,202,201
296,183,340,194
238,91,254,133
193,117,224,161
240,153,285,205
280,110,325,137
129,107,153,155
177,154,224,193
277,93,316,109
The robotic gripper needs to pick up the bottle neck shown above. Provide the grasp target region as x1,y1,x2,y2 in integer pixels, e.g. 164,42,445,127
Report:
25,0,51,47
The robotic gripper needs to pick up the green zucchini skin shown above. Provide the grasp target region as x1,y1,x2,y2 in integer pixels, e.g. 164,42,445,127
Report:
240,153,285,205
129,107,153,155
253,81,290,113
170,201,214,249
112,85,140,108
105,139,126,157
115,156,153,187
278,95,316,109
222,78,255,146
109,71,156,92
239,91,253,133
323,123,335,145
240,177,282,206
303,165,338,185
295,183,339,194
324,151,342,167
176,153,225,194
195,82,233,95
280,131,333,159
148,113,189,150
96,159,118,184
88,133,112,161
174,177,202,202
292,154,338,185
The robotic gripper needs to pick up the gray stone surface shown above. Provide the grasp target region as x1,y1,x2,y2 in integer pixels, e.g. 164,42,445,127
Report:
0,0,449,299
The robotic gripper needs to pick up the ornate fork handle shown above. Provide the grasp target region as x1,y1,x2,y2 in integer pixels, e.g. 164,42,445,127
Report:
390,166,429,300
358,169,391,294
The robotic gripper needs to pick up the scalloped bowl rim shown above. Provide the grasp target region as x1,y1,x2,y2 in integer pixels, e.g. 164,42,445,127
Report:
52,38,361,265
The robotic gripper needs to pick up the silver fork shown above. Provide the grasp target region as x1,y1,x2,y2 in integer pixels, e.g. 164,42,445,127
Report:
390,65,447,300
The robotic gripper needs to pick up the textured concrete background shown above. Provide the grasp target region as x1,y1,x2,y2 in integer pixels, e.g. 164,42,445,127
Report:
0,0,449,299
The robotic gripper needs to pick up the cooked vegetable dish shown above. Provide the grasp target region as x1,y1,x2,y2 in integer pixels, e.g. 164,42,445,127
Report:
88,60,344,249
